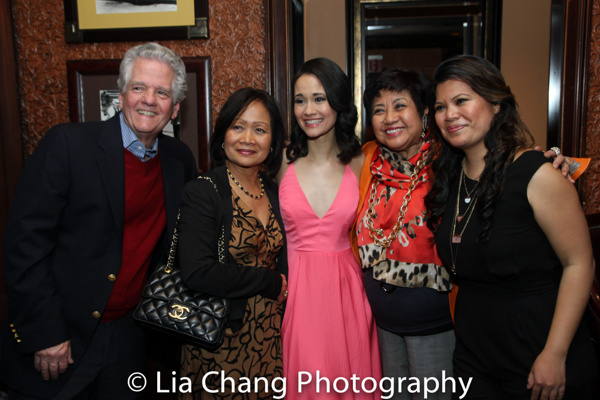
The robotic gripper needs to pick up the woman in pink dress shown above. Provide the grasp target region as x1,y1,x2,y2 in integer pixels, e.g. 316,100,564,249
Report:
277,58,381,399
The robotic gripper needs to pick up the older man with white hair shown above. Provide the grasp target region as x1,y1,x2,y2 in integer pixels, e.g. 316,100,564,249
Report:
1,42,197,399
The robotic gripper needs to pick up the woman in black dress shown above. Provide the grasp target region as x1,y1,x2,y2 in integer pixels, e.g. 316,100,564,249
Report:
426,55,596,399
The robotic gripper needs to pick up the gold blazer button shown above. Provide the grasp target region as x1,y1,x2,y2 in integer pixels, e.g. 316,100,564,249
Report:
108,274,117,282
92,311,101,319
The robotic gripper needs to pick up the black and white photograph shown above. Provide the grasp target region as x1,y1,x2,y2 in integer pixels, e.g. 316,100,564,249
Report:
99,89,120,120
99,89,178,138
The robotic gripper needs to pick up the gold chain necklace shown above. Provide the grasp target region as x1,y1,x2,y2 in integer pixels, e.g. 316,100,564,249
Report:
365,151,428,248
226,168,265,199
449,168,478,273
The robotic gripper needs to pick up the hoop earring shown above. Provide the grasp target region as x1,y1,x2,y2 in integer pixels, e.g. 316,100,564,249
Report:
221,143,224,149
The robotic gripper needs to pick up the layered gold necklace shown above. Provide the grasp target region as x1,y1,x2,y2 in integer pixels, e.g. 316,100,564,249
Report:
364,151,428,248
449,168,479,273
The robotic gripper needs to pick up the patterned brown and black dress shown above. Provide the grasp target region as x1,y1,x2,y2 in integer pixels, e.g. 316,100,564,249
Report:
180,194,284,400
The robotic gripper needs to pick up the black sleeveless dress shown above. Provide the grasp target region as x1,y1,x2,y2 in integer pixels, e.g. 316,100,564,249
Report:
435,151,596,399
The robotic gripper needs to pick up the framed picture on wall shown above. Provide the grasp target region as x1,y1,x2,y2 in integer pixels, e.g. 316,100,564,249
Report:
64,0,209,43
66,57,212,173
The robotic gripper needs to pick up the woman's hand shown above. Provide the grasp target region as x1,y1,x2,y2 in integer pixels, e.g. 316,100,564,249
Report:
535,146,574,183
527,349,566,400
277,274,288,305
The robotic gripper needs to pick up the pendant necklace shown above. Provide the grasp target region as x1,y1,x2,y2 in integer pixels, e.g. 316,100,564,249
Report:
449,169,478,273
461,168,478,204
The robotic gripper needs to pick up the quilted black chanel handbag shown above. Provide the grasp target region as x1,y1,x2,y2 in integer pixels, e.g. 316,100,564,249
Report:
134,211,230,350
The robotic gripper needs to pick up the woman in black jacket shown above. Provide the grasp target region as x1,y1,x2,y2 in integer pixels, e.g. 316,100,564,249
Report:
178,88,288,399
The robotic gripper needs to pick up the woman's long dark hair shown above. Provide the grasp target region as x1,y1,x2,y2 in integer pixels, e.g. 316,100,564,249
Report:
209,87,285,178
287,58,361,164
425,55,534,242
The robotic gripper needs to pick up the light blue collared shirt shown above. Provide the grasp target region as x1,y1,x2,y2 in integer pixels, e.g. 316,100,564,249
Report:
120,113,158,162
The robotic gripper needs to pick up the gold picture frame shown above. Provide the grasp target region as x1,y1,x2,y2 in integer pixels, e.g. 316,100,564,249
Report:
64,0,208,43
77,0,193,30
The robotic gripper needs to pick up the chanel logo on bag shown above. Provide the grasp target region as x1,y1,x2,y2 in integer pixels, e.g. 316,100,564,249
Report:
168,303,190,321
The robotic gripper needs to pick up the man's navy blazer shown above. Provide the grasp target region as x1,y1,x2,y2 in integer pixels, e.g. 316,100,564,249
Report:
0,114,197,397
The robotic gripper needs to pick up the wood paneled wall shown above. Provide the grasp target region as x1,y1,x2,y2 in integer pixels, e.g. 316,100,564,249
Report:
582,1,600,214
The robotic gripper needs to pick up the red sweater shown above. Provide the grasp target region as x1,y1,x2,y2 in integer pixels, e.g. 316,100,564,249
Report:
102,150,166,321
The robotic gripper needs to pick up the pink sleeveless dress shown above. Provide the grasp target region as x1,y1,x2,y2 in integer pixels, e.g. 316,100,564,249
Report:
280,164,381,399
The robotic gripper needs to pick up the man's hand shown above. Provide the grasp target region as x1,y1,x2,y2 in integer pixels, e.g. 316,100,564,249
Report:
34,339,74,380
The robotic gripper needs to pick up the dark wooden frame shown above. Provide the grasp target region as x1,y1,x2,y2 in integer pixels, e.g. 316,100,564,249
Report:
265,0,293,136
66,57,212,173
0,0,23,328
546,0,594,264
547,0,592,157
64,0,209,44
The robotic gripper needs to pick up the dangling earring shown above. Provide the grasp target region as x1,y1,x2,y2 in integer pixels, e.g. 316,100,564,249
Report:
270,147,273,153
221,143,224,149
421,114,428,138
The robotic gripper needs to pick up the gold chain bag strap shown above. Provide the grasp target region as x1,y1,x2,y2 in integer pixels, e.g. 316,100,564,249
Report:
133,177,230,350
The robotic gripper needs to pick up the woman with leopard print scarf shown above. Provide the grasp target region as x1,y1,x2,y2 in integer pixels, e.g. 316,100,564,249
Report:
351,69,455,400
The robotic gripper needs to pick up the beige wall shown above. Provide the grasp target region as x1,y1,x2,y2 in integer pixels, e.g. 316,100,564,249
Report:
501,0,551,148
303,0,348,72
303,0,552,147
